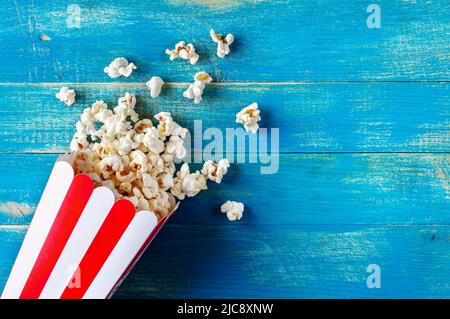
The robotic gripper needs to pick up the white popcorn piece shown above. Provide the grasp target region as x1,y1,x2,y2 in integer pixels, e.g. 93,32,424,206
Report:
143,127,165,154
201,159,230,184
220,201,244,221
75,149,97,173
134,119,153,134
236,102,261,134
104,57,137,78
70,132,89,151
142,173,158,190
171,163,207,200
146,76,164,98
92,101,113,123
55,87,76,106
119,181,132,195
40,34,51,41
115,92,139,122
183,72,212,104
157,172,174,190
129,150,148,173
210,29,234,58
154,112,175,138
165,135,187,160
165,41,199,65
99,154,124,178
116,169,137,183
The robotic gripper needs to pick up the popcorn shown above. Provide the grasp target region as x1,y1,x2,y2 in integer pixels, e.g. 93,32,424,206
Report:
70,132,89,151
99,154,124,178
170,163,207,200
134,119,153,134
71,93,229,220
220,201,244,221
143,127,165,154
158,172,174,190
55,87,76,106
142,173,158,190
115,92,139,122
183,72,212,104
104,57,137,78
165,41,199,65
129,150,148,173
146,76,164,98
236,102,261,134
201,159,230,183
210,29,234,58
164,135,187,160
119,181,132,195
40,34,51,41
92,101,113,123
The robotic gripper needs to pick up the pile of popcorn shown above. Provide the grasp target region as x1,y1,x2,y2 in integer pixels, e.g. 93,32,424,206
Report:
60,28,254,221
70,92,229,220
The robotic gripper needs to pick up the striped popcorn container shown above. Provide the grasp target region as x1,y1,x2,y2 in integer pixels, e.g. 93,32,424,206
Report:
1,154,177,299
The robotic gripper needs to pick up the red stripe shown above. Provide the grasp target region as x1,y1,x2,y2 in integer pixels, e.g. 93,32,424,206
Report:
20,174,94,299
107,209,176,298
60,199,136,299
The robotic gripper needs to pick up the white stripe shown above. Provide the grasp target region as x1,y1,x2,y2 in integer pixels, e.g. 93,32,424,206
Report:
83,211,158,299
39,187,115,299
1,161,74,299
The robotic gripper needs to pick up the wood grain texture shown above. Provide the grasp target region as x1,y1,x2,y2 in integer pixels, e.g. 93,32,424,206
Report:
0,83,448,153
0,225,449,298
0,0,448,82
0,153,448,226
0,0,448,299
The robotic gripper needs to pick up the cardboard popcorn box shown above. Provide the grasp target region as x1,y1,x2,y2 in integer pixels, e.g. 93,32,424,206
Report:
1,156,176,299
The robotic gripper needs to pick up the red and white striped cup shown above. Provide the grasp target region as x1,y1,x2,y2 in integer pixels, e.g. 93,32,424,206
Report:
1,155,177,299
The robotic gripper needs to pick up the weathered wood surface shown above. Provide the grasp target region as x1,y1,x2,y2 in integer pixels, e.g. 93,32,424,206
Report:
0,1,448,82
0,83,448,153
0,0,448,298
0,225,448,298
0,153,448,226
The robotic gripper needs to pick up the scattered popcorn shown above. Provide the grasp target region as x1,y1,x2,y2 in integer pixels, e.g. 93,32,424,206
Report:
210,29,234,58
236,102,261,134
201,159,230,183
220,201,244,221
40,34,51,41
104,57,137,78
55,87,76,106
146,76,164,98
71,92,229,220
183,72,212,104
165,41,199,65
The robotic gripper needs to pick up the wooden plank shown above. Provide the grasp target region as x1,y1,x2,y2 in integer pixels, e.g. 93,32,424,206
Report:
0,1,448,82
0,153,448,225
0,225,448,298
0,83,448,153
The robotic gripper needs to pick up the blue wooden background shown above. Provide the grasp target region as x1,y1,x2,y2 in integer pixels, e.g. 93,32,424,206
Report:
0,0,449,298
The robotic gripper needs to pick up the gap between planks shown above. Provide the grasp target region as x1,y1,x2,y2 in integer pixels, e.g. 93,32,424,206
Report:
1,224,450,230
0,81,449,87
2,151,449,155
